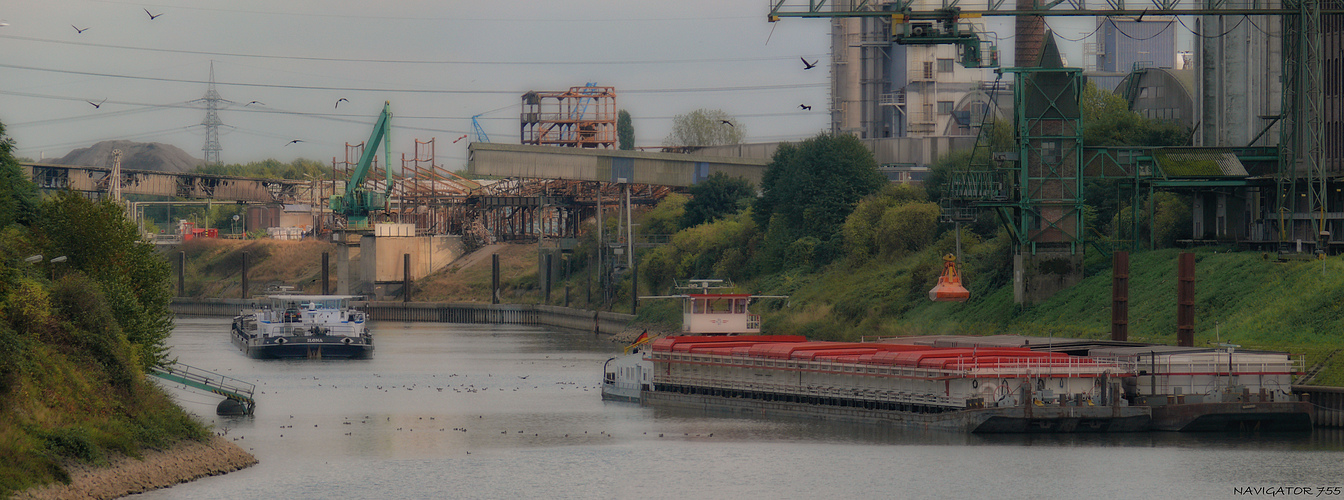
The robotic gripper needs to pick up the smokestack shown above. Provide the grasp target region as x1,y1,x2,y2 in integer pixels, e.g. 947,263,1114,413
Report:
1015,0,1046,67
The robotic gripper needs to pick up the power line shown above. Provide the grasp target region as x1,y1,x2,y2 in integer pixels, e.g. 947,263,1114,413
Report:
85,0,761,23
0,62,827,95
0,34,825,66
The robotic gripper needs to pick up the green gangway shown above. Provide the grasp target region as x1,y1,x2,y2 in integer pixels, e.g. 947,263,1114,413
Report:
149,362,256,415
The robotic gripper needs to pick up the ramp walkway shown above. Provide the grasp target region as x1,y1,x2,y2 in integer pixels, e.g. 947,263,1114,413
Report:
149,362,256,415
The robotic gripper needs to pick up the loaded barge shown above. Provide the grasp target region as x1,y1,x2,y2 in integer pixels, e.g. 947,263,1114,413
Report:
231,295,373,359
604,282,1311,433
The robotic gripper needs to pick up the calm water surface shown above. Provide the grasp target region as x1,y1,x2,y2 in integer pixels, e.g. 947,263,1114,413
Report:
137,317,1344,499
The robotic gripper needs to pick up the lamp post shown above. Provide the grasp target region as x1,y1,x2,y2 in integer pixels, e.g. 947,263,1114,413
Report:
49,256,67,280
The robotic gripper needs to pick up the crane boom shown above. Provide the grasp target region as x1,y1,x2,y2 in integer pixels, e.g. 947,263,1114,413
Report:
331,101,392,228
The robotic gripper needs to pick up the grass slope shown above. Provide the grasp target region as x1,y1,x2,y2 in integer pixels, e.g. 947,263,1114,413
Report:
762,248,1344,386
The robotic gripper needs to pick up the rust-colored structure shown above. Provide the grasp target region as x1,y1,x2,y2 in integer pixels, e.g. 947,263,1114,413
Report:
325,137,667,243
520,85,617,148
1176,252,1195,347
1111,251,1129,342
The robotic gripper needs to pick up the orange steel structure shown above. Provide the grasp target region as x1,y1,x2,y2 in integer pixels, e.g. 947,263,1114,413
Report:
520,85,617,148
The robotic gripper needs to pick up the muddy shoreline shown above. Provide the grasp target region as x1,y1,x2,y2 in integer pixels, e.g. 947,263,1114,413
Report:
14,436,256,500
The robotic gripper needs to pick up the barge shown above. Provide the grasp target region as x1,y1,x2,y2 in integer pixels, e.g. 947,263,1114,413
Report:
231,295,373,359
644,335,1149,433
604,281,1312,433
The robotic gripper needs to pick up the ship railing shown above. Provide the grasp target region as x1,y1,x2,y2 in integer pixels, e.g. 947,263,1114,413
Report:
1089,355,1297,400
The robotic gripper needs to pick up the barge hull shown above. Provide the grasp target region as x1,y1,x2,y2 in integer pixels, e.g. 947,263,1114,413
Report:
642,391,1151,433
231,334,372,360
1149,401,1314,432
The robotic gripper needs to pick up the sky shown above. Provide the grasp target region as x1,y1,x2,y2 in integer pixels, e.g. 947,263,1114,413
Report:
0,0,833,169
0,1,1192,170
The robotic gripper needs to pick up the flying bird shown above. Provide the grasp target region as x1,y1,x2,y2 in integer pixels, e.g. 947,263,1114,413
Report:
245,101,265,106
86,98,106,109
801,57,818,70
335,98,349,108
452,134,468,144
799,104,811,110
720,120,734,127
285,139,303,146
144,9,163,20
72,25,89,34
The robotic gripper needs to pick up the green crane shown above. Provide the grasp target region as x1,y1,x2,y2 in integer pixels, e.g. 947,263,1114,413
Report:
330,101,393,229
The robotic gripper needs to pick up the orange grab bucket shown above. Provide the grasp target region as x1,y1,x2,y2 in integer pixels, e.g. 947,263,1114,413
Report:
929,254,970,302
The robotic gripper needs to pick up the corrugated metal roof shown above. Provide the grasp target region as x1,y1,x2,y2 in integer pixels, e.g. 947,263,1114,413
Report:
1154,148,1249,177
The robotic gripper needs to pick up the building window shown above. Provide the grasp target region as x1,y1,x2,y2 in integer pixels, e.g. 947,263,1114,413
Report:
1041,141,1060,165
937,101,954,115
937,58,955,72
923,61,934,79
1139,87,1149,99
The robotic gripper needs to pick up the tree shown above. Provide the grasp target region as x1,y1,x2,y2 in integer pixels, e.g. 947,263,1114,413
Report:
1081,80,1188,147
0,121,38,228
682,172,755,228
663,109,744,148
37,192,174,369
753,134,886,271
617,110,635,150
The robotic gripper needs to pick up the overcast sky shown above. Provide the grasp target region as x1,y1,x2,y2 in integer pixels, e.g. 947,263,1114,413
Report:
0,1,1190,170
0,0,837,168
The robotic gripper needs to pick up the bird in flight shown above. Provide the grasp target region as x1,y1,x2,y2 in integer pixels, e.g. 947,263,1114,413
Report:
72,25,90,34
245,101,265,106
801,57,818,70
86,98,106,109
335,98,349,108
285,140,303,146
144,9,163,20
799,104,811,110
720,120,734,127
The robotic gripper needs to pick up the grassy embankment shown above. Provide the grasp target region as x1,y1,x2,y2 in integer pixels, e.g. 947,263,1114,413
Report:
759,247,1344,386
0,275,209,497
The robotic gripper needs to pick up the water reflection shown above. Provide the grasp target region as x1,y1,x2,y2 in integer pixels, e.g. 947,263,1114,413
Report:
135,317,1344,500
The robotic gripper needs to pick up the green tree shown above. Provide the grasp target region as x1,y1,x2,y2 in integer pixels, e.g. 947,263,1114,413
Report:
753,134,886,271
640,193,687,236
682,172,755,228
663,109,745,148
641,210,758,291
194,158,330,179
617,110,635,150
1081,80,1188,147
0,121,38,228
843,184,934,263
37,192,174,369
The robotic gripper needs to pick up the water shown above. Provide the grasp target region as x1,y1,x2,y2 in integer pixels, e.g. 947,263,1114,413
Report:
138,317,1344,499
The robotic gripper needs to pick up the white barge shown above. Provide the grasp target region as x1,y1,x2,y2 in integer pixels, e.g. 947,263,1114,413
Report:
231,295,373,359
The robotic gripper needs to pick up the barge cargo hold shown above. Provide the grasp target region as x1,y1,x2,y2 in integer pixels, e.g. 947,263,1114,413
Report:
636,335,1150,433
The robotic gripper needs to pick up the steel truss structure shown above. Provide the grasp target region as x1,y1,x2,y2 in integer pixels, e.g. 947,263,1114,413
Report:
771,0,1343,253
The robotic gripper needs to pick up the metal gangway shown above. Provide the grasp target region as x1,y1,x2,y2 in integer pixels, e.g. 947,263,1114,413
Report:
148,361,256,415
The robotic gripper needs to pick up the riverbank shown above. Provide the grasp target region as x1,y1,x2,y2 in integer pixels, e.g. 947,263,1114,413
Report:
14,436,256,500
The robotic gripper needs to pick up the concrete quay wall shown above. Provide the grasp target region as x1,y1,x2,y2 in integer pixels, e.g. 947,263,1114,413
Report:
170,298,634,335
